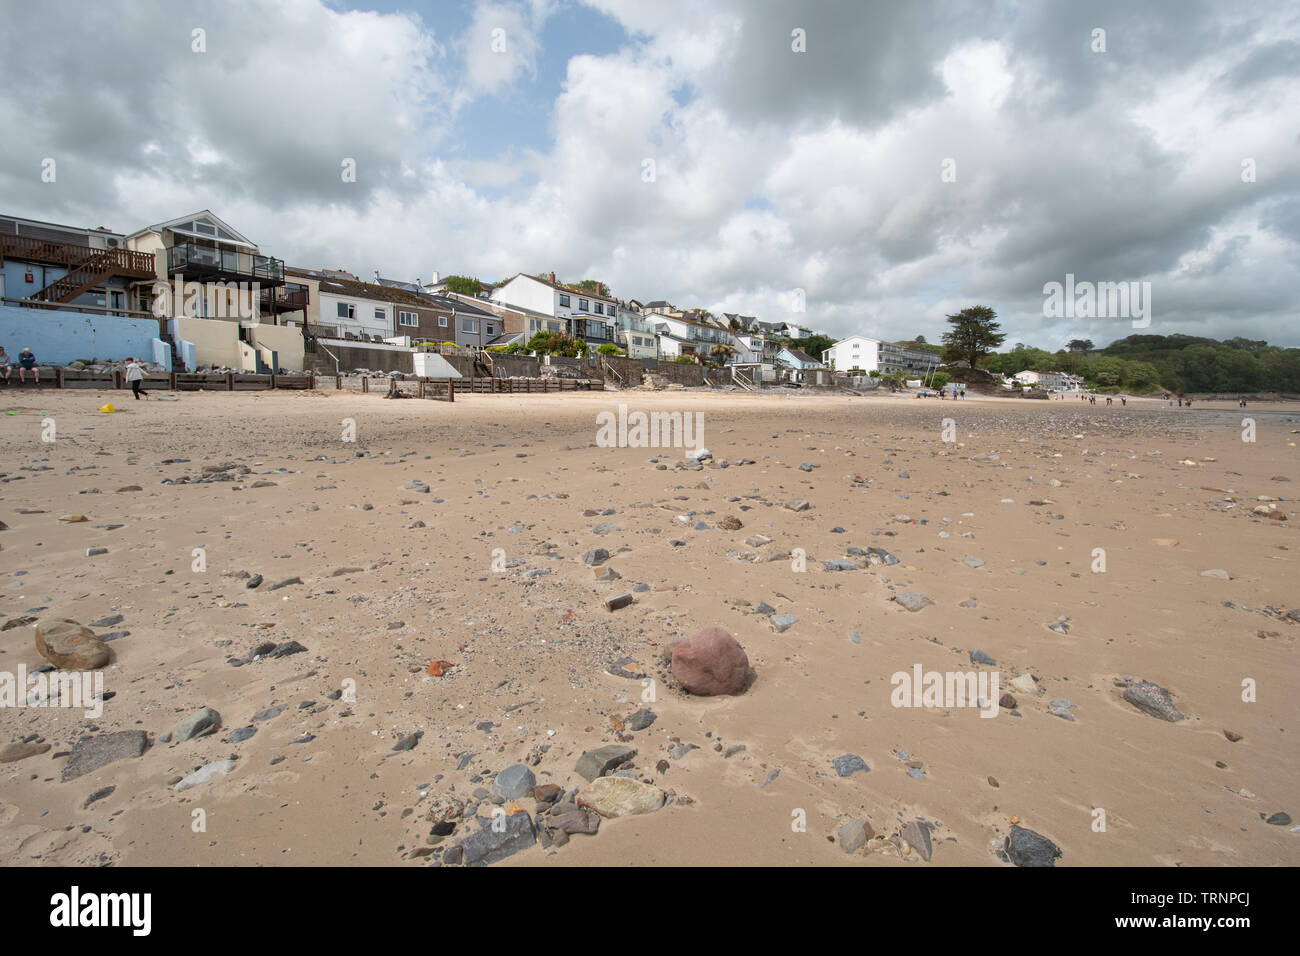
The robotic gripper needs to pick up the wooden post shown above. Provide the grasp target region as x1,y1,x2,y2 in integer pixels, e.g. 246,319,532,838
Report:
448,378,455,402
270,373,276,390
362,377,368,394
227,371,234,391
418,379,425,399
56,367,64,389
169,371,176,390
336,374,342,390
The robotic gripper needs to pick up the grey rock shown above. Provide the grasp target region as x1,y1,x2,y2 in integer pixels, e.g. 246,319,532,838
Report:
625,708,657,731
832,754,870,777
839,818,872,853
824,560,857,571
252,704,285,722
461,813,536,866
1048,699,1077,721
970,649,996,666
582,548,610,566
174,759,237,791
1005,825,1062,867
492,764,537,799
575,744,636,781
226,726,257,743
901,818,934,861
1123,680,1186,721
174,707,222,742
770,613,797,633
893,592,933,612
963,555,985,568
82,786,115,809
866,547,900,566
547,810,600,835
61,731,148,782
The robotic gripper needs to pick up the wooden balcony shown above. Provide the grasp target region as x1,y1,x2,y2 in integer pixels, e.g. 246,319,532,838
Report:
0,233,155,278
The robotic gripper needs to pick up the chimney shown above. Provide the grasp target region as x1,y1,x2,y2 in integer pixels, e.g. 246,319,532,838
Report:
430,271,439,284
549,272,556,283
373,270,381,284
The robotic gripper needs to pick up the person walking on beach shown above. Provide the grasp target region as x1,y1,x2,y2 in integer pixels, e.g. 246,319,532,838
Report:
17,348,38,384
124,357,149,400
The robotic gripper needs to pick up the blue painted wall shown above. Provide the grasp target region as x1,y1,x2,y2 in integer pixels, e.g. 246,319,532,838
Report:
0,304,162,365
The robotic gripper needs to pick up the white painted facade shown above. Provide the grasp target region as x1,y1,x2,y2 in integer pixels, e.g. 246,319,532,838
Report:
822,335,882,372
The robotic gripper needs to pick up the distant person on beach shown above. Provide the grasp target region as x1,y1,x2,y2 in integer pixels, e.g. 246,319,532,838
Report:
1106,395,1112,406
1178,397,1183,407
0,346,10,383
124,357,149,400
17,348,38,383
1239,398,1247,408
1120,395,1127,406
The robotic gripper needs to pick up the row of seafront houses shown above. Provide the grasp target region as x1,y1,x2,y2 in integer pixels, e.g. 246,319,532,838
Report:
0,208,941,384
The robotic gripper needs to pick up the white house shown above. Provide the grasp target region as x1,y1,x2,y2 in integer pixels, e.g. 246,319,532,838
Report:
492,272,618,345
822,336,882,372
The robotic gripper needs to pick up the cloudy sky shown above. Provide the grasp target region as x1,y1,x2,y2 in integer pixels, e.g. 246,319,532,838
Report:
2,0,1298,347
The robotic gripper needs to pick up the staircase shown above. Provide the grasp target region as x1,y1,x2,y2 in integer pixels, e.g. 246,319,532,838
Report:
730,366,757,390
24,245,157,306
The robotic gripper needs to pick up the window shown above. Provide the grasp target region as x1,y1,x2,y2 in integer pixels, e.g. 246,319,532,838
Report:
374,308,385,321
438,315,448,327
337,302,355,319
593,303,602,315
194,220,216,236
578,299,588,311
398,311,418,327
558,294,570,307
461,318,477,333
486,325,496,335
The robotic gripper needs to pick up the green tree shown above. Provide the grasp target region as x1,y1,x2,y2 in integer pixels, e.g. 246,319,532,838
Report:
788,334,835,360
596,343,622,356
574,279,611,297
443,275,482,296
941,306,1006,368
524,331,585,357
1067,338,1094,353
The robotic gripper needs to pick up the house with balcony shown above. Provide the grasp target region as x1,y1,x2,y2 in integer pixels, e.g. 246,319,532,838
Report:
652,311,731,361
822,335,881,373
492,272,617,347
1,213,157,315
878,340,941,376
611,302,659,359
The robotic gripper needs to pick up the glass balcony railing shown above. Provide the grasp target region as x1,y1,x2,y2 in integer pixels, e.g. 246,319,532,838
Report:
167,241,284,284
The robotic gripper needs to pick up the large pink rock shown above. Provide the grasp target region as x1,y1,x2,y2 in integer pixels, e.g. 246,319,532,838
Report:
671,626,749,696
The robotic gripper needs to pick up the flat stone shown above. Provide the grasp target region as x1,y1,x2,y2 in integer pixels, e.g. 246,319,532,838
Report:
1123,679,1186,721
893,592,933,612
970,649,996,665
839,818,874,853
577,776,666,817
963,555,985,568
460,812,536,866
625,708,657,731
824,560,857,571
547,809,601,835
1009,674,1039,694
0,741,51,763
604,592,634,611
582,548,610,566
769,613,797,633
901,818,934,861
575,744,637,781
174,759,237,791
61,731,148,782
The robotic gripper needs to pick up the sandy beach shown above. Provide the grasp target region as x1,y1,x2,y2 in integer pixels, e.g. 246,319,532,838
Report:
1,387,1296,867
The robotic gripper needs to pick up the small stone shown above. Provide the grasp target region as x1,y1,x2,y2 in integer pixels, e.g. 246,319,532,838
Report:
460,813,536,866
0,741,52,763
769,613,797,633
839,818,874,853
575,744,636,781
582,548,610,566
832,754,870,777
174,707,222,742
605,592,634,611
82,786,115,809
893,592,933,612
624,708,657,731
1265,812,1292,826
901,819,934,861
970,649,996,666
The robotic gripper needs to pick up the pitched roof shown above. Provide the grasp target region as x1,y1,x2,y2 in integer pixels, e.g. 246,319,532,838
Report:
126,210,257,249
501,272,617,304
781,347,825,366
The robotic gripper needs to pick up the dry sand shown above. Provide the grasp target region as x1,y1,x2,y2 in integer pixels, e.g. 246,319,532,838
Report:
0,386,1297,866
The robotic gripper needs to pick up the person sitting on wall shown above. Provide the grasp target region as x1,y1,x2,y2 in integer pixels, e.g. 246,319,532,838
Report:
17,348,38,384
0,345,10,383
